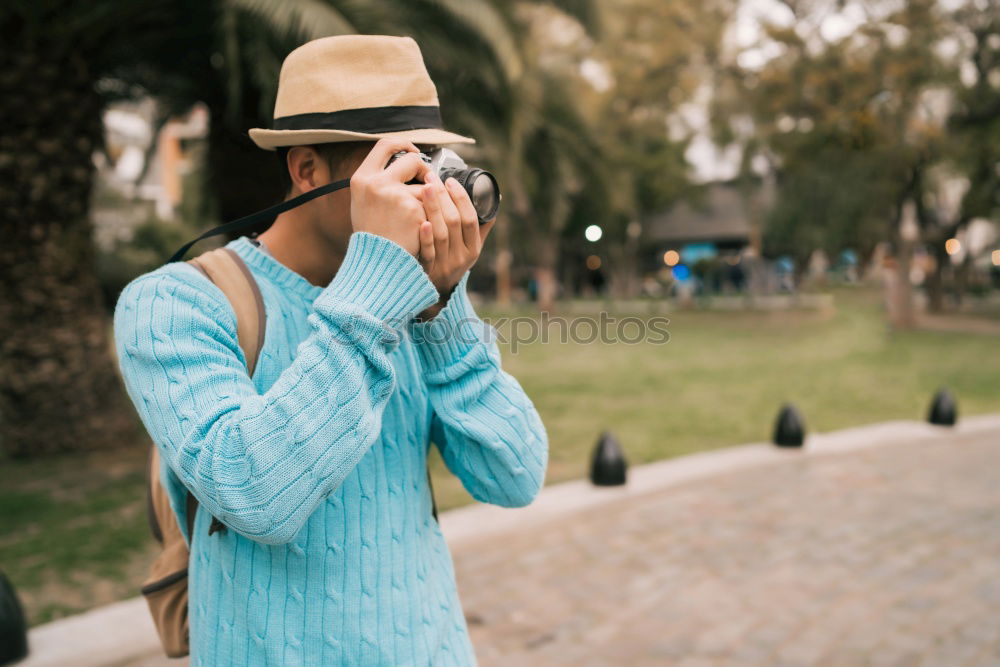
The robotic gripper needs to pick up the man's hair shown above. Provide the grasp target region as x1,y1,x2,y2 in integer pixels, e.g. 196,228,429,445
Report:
276,141,375,197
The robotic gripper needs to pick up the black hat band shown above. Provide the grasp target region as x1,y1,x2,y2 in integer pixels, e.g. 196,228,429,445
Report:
272,105,443,134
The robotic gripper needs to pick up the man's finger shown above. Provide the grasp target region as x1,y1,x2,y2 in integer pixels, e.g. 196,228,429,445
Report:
447,177,479,250
355,138,418,177
479,219,496,246
423,178,450,257
405,184,427,199
418,220,435,267
384,152,430,184
437,177,463,234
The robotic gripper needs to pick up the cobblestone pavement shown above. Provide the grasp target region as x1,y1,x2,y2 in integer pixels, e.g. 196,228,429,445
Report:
454,429,1000,667
108,427,999,667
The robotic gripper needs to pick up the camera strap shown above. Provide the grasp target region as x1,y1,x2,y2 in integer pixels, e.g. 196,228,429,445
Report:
168,178,351,263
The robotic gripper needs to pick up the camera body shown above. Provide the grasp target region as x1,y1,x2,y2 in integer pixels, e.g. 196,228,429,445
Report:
388,148,500,224
416,147,472,178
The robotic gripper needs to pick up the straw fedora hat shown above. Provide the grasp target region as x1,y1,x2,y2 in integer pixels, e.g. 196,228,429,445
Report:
249,35,475,150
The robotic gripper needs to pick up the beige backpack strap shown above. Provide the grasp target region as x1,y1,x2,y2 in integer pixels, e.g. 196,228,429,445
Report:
188,248,266,376
185,247,266,537
142,248,266,657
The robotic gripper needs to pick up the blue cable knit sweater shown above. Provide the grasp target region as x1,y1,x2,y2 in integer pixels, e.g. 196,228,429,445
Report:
113,232,548,666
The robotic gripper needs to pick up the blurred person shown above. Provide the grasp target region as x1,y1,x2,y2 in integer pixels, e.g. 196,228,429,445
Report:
114,35,547,666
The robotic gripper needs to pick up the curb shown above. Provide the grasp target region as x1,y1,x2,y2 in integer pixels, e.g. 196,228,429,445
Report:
19,413,1000,666
20,597,158,667
440,413,1000,548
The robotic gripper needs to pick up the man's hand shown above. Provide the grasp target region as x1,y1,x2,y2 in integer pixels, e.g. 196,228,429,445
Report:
350,139,431,255
416,171,495,320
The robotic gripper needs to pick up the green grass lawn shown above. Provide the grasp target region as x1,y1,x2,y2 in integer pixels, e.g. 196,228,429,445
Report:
429,286,1000,505
0,446,154,625
2,286,998,625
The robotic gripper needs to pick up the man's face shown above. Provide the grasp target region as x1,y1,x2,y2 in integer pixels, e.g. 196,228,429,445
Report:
310,145,371,246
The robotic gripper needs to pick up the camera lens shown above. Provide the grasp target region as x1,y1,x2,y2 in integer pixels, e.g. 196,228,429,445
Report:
471,173,498,221
440,168,500,223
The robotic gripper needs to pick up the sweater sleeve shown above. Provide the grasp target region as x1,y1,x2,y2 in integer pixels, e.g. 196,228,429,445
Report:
410,273,548,508
114,232,439,545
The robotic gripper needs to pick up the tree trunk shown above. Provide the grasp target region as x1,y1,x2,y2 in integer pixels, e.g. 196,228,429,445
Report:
891,240,916,329
0,48,139,458
953,254,971,308
925,245,947,313
494,133,529,307
534,236,559,313
607,227,641,299
886,199,917,330
494,213,512,306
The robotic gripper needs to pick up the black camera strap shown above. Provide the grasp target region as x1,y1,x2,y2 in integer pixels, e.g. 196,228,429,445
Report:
168,178,351,263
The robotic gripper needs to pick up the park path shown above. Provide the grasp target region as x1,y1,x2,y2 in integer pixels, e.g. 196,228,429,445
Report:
58,420,1000,666
454,427,1000,666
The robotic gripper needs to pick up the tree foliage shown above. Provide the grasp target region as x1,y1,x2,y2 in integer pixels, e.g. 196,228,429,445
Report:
711,0,997,272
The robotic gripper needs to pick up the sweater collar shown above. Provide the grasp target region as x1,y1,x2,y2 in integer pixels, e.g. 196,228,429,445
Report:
228,236,325,301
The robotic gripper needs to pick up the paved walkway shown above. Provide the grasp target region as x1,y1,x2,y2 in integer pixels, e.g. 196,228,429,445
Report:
27,418,1000,666
455,427,1000,666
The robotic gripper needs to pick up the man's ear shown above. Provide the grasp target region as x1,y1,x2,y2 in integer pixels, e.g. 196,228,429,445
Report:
286,146,323,193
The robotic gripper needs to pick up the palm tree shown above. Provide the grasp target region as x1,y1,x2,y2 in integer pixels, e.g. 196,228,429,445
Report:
447,2,607,311
0,0,600,456
497,65,618,312
0,0,201,457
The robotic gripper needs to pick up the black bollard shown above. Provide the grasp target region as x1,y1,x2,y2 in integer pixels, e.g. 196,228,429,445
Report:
0,570,28,665
928,388,958,426
590,431,627,486
773,403,806,448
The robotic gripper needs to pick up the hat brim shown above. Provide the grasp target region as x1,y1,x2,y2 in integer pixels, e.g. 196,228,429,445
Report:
249,127,475,150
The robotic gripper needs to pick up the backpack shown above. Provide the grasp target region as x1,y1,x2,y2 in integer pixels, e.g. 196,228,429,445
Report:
141,245,439,658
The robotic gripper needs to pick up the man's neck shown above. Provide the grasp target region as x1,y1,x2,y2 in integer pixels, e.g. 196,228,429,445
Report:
257,212,347,288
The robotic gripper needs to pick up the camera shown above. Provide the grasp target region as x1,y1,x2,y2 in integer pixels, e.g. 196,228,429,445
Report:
388,148,500,224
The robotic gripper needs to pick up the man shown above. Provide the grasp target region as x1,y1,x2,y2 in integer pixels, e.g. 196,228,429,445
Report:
114,35,547,666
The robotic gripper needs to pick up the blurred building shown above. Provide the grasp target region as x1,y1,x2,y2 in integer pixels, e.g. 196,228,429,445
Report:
92,100,208,250
642,182,772,268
